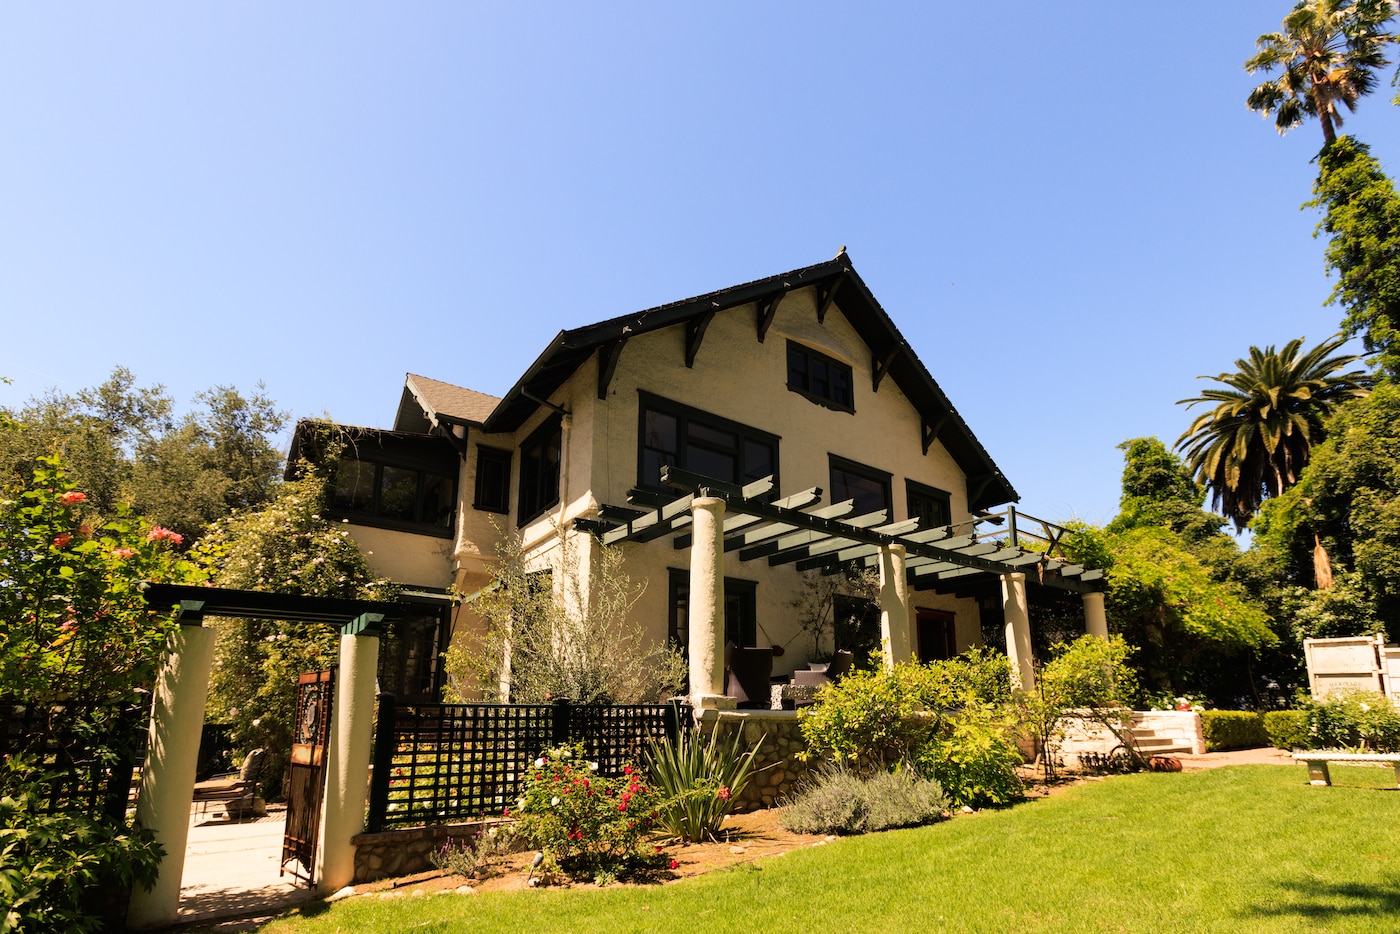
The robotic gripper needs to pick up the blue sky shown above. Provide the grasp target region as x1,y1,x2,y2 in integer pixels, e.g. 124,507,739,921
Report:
4,2,1399,528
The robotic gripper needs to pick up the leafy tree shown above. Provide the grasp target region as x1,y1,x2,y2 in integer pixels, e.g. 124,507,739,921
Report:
0,456,201,706
1308,136,1400,378
1245,0,1395,145
1174,336,1371,530
444,528,685,705
196,470,386,796
1251,381,1400,639
1061,442,1276,701
1110,438,1228,546
0,369,286,545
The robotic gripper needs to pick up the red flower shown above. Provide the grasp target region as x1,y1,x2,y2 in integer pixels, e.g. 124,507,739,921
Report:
717,786,731,801
52,533,71,548
669,859,679,870
503,807,510,818
58,491,86,505
111,548,135,559
622,765,632,775
146,526,183,545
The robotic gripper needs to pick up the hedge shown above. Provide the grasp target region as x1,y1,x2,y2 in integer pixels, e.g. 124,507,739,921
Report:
1199,710,1268,752
1263,710,1309,751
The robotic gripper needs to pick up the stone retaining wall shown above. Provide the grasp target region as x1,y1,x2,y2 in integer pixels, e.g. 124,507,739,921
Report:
698,708,814,811
351,821,487,883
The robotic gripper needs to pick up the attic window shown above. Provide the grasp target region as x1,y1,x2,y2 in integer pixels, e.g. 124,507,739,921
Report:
787,341,854,412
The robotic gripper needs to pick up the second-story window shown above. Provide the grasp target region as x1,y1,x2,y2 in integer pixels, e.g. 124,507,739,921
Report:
906,479,952,529
473,446,512,514
787,340,854,412
518,416,562,526
638,393,779,493
329,454,457,536
829,455,891,517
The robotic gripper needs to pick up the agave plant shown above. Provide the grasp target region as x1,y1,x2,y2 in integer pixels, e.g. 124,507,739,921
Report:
645,727,764,843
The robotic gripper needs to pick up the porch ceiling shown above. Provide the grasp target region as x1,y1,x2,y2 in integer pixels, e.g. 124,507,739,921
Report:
575,467,1104,595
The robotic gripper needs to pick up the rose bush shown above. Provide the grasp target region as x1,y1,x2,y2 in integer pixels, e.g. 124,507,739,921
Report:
512,745,664,880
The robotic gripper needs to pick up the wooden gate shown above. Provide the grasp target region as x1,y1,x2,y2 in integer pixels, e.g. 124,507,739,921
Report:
281,668,334,886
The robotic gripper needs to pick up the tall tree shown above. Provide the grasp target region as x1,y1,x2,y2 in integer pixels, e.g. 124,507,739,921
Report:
1245,0,1394,145
1308,135,1400,378
1252,381,1400,637
0,369,286,544
1175,335,1371,531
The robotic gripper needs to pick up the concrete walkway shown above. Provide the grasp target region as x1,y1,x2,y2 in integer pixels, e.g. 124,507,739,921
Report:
174,805,316,931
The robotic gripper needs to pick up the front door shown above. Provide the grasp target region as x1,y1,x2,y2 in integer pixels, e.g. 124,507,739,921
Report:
281,668,334,886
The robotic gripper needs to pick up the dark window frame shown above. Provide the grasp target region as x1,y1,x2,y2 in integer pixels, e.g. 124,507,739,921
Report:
637,392,780,495
786,340,855,413
327,455,458,538
518,416,563,527
906,479,953,530
828,455,892,517
668,569,759,653
473,445,513,515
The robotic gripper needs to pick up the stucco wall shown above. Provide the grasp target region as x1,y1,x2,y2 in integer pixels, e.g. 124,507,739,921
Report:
347,524,455,589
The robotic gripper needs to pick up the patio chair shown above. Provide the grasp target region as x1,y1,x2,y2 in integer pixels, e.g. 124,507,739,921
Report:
790,649,856,689
192,747,265,819
725,646,774,709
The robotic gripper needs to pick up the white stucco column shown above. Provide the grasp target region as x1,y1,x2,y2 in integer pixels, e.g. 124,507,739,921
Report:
1082,591,1109,641
878,544,912,669
315,630,380,894
127,623,216,930
688,496,732,710
1001,572,1035,690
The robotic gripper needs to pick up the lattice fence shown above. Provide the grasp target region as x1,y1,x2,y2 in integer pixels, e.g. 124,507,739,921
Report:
366,697,683,831
0,701,147,822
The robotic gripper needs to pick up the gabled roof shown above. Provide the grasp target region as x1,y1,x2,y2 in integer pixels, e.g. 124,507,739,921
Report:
397,373,501,430
481,254,1019,511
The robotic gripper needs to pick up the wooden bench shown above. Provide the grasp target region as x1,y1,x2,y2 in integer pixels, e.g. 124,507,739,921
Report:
1292,751,1400,787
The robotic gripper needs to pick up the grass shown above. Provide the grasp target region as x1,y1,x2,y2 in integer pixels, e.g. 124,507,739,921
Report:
252,765,1400,934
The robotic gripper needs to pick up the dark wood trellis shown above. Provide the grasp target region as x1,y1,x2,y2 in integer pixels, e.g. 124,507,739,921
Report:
366,697,683,832
0,701,146,823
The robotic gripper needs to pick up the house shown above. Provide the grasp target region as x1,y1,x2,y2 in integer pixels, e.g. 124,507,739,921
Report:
287,252,1106,704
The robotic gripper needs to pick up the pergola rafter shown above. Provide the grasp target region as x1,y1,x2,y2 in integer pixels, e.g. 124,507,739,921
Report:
576,467,1104,595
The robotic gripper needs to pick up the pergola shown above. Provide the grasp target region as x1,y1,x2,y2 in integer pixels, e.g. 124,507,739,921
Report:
577,467,1108,706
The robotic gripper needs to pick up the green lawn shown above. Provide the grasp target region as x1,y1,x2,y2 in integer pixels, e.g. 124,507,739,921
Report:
255,765,1400,934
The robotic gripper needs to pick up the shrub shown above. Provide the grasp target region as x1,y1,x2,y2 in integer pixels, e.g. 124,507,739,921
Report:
0,758,163,933
1200,711,1269,752
797,663,935,774
512,745,662,879
780,766,948,835
646,727,762,843
428,824,517,880
1264,710,1310,750
1302,690,1400,752
920,701,1023,808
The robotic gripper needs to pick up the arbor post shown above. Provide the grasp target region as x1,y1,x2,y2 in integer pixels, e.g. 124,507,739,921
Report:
127,623,216,930
878,544,912,669
1001,572,1035,690
315,629,380,894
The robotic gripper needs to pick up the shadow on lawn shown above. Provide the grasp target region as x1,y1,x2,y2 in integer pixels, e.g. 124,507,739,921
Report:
1241,878,1400,920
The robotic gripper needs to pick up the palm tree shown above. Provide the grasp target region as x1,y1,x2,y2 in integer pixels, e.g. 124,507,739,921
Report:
1175,335,1372,530
1245,0,1395,145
